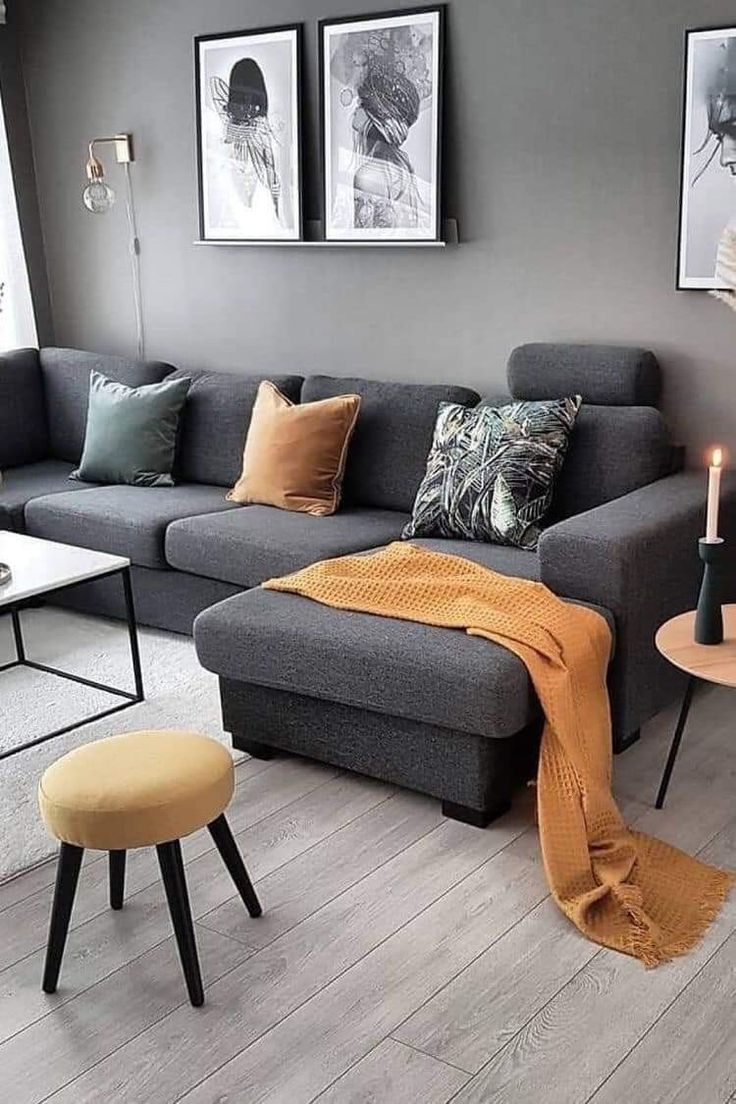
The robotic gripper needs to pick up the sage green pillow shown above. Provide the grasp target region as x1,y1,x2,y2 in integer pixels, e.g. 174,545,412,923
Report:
72,370,191,487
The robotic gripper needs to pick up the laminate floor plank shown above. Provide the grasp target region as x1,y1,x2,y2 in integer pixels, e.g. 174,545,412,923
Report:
43,807,531,1103
588,930,736,1104
315,1038,470,1103
394,896,596,1073
448,819,736,1104
0,925,250,1104
174,829,548,1104
199,788,441,949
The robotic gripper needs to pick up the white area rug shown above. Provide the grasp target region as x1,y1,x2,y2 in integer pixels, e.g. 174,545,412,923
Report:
0,607,231,882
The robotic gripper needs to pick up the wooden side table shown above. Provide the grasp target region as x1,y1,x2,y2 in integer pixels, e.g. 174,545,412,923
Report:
654,605,736,808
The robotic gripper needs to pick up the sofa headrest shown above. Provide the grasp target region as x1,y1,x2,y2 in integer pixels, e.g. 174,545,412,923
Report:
507,343,661,407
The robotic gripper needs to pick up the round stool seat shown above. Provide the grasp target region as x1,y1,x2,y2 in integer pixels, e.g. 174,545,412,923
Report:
38,730,234,850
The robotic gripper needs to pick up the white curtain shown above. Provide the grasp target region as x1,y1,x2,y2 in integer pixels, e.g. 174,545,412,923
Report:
0,85,37,351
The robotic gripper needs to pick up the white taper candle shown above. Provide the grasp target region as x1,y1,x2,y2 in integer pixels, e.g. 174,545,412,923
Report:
705,447,723,543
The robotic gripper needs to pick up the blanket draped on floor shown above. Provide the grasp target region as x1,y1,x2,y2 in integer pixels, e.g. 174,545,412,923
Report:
264,541,733,966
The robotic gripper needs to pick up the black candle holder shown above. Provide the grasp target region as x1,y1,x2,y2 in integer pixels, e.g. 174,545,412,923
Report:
694,537,725,645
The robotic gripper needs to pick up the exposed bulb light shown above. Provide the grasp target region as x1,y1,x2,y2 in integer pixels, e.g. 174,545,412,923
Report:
83,179,115,214
82,135,132,215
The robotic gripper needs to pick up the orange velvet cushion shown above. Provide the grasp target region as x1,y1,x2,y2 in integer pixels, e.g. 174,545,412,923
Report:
228,381,361,516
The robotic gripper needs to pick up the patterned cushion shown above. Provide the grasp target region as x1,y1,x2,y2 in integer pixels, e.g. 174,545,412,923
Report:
403,396,581,550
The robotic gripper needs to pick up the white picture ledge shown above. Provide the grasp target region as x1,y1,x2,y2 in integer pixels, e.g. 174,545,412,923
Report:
194,218,459,249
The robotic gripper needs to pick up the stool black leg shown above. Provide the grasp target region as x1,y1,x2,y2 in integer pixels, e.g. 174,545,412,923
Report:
655,676,697,810
109,850,126,910
42,843,84,994
208,814,262,918
156,840,204,1007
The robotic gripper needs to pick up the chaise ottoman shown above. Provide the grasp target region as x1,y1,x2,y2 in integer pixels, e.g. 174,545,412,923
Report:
193,546,614,826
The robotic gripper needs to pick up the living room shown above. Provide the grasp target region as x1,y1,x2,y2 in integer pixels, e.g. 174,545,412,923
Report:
1,0,735,1101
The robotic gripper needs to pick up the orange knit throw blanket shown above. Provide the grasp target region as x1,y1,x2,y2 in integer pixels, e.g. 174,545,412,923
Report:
264,542,733,966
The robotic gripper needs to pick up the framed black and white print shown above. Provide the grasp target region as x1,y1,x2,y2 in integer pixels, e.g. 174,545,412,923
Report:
319,6,444,242
678,26,736,288
195,25,303,242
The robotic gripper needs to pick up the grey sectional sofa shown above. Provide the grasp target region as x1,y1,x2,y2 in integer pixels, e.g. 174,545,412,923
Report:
2,343,733,825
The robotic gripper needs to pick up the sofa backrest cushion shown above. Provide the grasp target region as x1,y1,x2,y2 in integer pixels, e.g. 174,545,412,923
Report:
167,369,303,486
548,405,676,520
40,348,173,463
301,375,480,511
0,348,48,468
508,343,661,407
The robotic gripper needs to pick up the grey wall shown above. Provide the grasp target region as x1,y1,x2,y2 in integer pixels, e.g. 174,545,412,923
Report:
0,6,52,342
15,0,736,461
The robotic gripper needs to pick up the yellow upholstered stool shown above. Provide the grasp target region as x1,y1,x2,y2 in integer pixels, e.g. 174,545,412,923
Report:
38,729,261,1007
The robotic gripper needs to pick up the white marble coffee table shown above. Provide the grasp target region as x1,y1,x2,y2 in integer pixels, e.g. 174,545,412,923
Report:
0,532,144,759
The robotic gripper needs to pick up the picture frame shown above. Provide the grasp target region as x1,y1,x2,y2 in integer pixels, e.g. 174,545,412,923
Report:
319,6,444,243
678,25,736,289
194,24,303,242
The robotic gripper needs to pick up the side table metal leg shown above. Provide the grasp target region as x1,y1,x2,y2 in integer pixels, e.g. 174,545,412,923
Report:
122,568,144,702
655,677,696,810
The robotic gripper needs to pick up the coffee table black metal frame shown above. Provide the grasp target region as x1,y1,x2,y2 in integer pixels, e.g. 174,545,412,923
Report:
0,566,144,761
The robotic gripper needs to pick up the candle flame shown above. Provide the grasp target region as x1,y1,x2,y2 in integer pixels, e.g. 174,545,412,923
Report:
712,447,723,468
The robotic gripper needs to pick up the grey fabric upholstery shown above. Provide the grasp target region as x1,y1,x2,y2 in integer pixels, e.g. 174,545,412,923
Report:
25,484,235,569
508,343,661,407
166,505,410,587
168,368,303,487
55,564,241,635
221,679,541,816
195,582,611,739
40,348,173,462
0,349,48,468
549,405,676,520
410,538,540,579
195,584,535,738
540,470,736,744
0,460,94,532
301,376,480,512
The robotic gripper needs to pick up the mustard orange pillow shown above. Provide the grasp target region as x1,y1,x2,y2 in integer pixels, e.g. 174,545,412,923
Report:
228,381,361,516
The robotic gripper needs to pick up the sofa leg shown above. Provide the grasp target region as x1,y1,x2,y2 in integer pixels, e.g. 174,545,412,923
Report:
239,740,277,761
441,798,511,828
614,728,640,755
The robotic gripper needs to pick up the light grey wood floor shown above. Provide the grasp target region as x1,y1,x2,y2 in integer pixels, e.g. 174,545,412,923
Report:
1,683,735,1103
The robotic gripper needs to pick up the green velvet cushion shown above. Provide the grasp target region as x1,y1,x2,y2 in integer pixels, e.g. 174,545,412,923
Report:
72,370,191,487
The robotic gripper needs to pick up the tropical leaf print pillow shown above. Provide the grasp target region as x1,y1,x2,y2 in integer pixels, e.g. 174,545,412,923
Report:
402,396,582,550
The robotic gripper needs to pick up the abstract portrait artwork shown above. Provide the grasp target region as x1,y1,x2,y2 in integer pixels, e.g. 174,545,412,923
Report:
195,25,302,241
679,26,736,288
320,7,444,241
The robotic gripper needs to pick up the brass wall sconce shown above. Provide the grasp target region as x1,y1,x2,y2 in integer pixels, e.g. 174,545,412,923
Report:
83,133,134,214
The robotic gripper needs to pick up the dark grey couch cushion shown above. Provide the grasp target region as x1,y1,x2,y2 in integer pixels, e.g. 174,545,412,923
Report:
508,343,660,407
25,484,236,569
195,583,611,739
0,461,94,532
0,349,48,468
549,405,675,520
301,376,480,512
168,368,303,487
165,505,410,587
410,538,540,580
40,348,173,463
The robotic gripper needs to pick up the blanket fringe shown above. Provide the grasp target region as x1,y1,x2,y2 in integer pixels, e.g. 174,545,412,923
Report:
623,869,735,968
